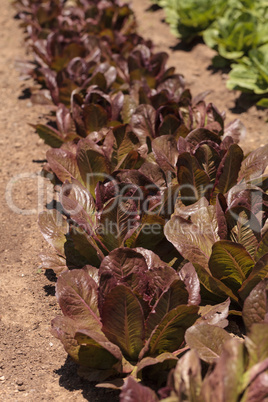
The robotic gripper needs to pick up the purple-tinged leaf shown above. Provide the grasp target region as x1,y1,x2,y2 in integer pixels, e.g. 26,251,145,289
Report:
56,103,74,134
145,279,189,338
98,248,148,308
121,95,137,125
99,248,148,279
152,135,179,174
226,209,260,258
134,248,168,270
194,143,221,184
216,194,228,239
98,197,139,251
83,104,108,133
76,137,110,196
139,162,166,188
185,128,221,147
46,148,81,183
131,104,156,140
172,350,202,400
209,240,255,292
238,144,268,182
185,323,232,364
242,371,268,402
60,180,96,234
200,338,245,401
158,115,181,137
74,328,123,369
177,152,210,204
39,252,68,276
102,285,145,361
120,377,158,402
242,279,268,331
223,119,246,144
51,316,80,361
165,203,219,268
56,269,102,330
125,215,165,251
212,144,244,199
38,210,68,255
197,298,230,328
178,262,201,306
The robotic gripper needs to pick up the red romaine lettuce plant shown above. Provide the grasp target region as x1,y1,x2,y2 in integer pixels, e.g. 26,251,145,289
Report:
51,247,200,385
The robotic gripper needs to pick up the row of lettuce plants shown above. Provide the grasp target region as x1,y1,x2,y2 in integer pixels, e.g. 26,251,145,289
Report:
13,0,268,400
151,0,268,107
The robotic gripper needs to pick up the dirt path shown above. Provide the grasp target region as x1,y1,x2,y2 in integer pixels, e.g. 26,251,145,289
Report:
0,0,267,401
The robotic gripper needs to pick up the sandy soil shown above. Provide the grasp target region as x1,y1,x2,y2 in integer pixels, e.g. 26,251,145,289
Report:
0,0,267,401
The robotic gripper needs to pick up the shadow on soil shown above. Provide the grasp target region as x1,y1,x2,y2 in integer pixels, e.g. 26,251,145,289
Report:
170,36,204,52
55,357,120,401
229,92,265,114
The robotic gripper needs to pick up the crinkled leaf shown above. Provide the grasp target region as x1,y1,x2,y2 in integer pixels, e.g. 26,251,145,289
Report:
238,144,268,182
46,148,81,183
194,143,221,184
178,262,201,306
98,197,139,251
39,252,68,276
51,316,80,361
227,209,260,258
197,298,230,328
185,323,232,364
242,279,268,331
38,210,68,255
56,269,101,329
131,104,156,141
152,135,179,173
165,203,219,268
98,248,148,307
77,138,109,197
